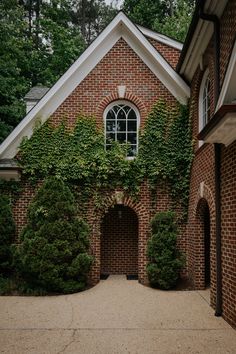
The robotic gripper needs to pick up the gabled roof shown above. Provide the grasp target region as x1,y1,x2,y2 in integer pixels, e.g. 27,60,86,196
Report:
0,12,190,159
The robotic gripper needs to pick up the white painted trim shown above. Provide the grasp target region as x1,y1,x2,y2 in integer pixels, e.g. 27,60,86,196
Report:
0,12,189,159
179,0,228,81
216,39,236,111
137,25,183,50
198,68,210,147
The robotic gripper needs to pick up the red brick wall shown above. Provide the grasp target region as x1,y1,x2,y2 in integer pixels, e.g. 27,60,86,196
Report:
221,141,236,327
101,205,138,275
187,0,236,327
50,38,178,130
148,38,181,69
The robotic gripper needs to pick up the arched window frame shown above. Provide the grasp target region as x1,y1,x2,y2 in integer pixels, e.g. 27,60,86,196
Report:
103,100,140,159
199,69,211,132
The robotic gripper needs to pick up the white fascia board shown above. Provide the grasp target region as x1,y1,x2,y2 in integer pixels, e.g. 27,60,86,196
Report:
0,12,189,159
204,113,236,146
180,20,213,81
137,25,183,51
180,0,228,81
216,40,236,111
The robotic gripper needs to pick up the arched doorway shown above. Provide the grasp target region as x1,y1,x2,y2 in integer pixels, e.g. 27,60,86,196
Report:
197,198,211,288
204,204,211,287
101,205,138,276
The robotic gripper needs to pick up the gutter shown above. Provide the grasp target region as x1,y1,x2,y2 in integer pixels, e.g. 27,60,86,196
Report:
176,0,202,73
199,4,222,317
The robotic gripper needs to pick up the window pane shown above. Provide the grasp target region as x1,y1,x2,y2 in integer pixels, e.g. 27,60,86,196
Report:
107,110,115,120
117,120,126,131
106,133,115,142
127,133,137,144
117,133,126,142
128,120,137,131
117,108,126,120
128,110,136,120
106,120,116,132
113,105,120,114
123,105,131,114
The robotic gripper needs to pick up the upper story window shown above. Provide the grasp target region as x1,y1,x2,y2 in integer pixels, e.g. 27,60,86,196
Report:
104,101,140,157
199,69,211,131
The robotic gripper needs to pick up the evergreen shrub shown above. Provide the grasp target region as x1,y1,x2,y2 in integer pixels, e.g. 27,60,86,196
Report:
0,195,15,276
14,177,93,294
146,211,184,289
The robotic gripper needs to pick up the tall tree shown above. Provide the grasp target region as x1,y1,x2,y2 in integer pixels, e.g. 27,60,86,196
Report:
69,0,117,44
122,0,195,42
122,0,167,29
154,0,195,42
0,0,31,142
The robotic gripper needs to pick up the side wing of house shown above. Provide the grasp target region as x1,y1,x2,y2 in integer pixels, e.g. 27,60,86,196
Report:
177,0,236,328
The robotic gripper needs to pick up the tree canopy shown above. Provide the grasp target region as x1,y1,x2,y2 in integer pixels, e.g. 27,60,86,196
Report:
122,0,195,42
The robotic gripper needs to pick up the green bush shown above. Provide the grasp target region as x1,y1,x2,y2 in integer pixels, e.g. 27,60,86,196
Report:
0,195,15,276
14,177,93,294
146,211,184,289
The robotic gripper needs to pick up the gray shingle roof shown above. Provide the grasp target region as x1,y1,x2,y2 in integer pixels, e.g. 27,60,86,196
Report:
24,86,49,101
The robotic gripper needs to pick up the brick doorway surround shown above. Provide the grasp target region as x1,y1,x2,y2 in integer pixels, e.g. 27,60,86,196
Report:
101,205,138,276
87,190,150,285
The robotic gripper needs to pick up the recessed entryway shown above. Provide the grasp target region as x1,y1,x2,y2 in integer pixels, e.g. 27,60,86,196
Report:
100,204,138,277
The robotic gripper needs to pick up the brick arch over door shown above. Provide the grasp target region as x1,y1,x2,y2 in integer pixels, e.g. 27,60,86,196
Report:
87,192,150,285
101,204,138,276
189,183,216,296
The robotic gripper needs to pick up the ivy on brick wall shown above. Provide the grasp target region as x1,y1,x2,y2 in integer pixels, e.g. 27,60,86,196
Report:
18,100,193,216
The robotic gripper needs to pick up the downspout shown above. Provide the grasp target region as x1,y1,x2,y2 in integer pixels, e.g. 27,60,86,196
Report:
199,4,222,317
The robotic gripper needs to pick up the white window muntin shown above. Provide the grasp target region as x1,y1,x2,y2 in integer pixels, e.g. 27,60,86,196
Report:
103,100,140,157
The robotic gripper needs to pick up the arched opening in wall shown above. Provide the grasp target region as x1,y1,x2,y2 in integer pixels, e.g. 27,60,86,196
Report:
101,205,138,277
197,199,211,288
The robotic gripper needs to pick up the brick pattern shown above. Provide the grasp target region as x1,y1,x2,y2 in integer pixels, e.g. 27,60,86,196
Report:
188,0,236,327
50,38,178,130
147,38,181,69
101,205,138,275
221,141,236,327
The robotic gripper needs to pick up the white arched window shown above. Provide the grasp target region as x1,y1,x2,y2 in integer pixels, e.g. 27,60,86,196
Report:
199,69,211,131
104,101,140,157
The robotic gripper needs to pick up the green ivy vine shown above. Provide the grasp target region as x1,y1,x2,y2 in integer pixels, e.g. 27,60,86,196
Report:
18,100,193,218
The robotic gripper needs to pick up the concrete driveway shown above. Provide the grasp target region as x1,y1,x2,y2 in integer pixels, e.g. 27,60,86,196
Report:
0,275,235,354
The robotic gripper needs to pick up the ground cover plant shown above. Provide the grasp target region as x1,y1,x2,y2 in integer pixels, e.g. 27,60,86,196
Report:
147,211,185,289
14,177,93,294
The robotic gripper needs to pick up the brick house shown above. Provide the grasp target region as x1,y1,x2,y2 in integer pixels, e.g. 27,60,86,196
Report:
0,1,235,327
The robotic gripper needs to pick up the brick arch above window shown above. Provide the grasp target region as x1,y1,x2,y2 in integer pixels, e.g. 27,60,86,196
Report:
97,92,147,123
